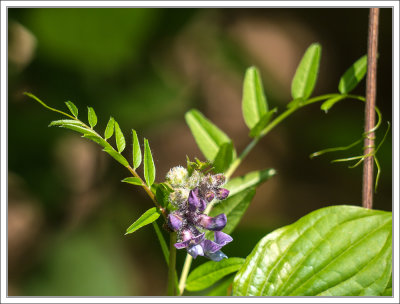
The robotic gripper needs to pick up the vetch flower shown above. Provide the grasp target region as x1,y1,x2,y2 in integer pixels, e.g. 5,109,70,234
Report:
166,168,233,261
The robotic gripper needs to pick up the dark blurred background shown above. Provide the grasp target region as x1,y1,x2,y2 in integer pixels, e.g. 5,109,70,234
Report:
8,8,392,296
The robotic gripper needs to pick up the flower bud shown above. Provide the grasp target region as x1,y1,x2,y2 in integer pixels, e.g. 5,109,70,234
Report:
216,188,229,200
166,166,188,187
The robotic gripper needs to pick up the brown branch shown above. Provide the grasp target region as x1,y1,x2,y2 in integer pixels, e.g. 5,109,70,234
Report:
362,8,380,209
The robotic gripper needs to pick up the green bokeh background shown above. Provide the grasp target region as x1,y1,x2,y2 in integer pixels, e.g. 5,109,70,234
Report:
8,8,392,296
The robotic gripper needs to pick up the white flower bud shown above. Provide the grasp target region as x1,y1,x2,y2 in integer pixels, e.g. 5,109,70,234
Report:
166,166,188,187
186,170,203,189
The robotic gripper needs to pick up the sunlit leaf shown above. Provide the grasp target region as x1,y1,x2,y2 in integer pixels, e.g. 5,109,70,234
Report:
114,121,126,153
186,258,245,291
65,101,78,118
87,106,97,128
103,148,129,167
249,108,277,138
104,117,115,140
125,207,160,235
338,55,367,94
121,177,142,186
185,109,234,161
242,66,268,129
143,138,155,187
291,43,321,100
83,134,113,150
224,168,276,197
132,129,142,170
213,142,234,173
233,205,392,296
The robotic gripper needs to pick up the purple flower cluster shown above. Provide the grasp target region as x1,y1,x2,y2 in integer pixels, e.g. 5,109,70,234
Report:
167,174,232,261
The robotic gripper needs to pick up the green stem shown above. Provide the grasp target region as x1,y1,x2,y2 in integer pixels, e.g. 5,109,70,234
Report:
178,254,193,295
167,232,177,296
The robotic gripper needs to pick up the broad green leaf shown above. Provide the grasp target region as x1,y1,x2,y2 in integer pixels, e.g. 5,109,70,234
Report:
213,142,234,173
209,188,256,235
242,66,268,129
233,205,392,296
224,168,276,197
132,129,142,169
87,107,97,128
121,177,142,186
185,109,234,161
114,121,126,153
382,275,392,296
65,101,78,118
186,258,245,291
143,138,155,187
320,95,346,113
104,117,115,140
249,108,277,138
83,134,113,150
206,275,234,296
338,55,367,94
125,207,160,235
291,43,321,100
103,148,129,167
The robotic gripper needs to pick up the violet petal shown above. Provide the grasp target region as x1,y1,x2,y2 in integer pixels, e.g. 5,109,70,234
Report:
201,239,223,253
205,191,215,202
216,188,229,200
187,244,204,259
214,231,233,246
168,213,183,231
188,189,201,211
197,214,227,231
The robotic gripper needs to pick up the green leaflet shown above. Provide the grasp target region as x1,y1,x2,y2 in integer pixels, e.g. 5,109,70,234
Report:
185,109,234,162
320,95,346,113
291,43,321,100
209,188,256,235
242,66,268,129
125,207,161,235
132,129,142,170
155,183,173,209
186,258,245,291
49,120,97,137
114,121,126,153
87,107,97,128
121,177,143,186
213,142,234,173
224,168,276,197
104,117,115,140
65,101,78,118
103,148,129,167
143,138,155,187
338,55,368,94
233,205,392,296
249,108,277,138
83,134,113,150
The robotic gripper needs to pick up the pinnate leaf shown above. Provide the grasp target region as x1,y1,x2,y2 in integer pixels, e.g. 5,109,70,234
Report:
87,107,97,128
233,205,392,296
338,55,367,94
114,121,126,153
185,109,234,161
65,101,78,118
132,129,142,169
186,258,245,291
125,207,161,235
242,66,268,129
143,138,155,187
291,43,321,100
121,177,143,186
104,117,115,140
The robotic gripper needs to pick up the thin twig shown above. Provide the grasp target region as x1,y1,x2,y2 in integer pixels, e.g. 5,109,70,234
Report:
362,8,380,209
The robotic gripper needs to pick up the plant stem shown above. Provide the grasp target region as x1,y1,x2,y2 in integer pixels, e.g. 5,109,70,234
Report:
178,254,193,295
167,232,177,296
362,8,380,209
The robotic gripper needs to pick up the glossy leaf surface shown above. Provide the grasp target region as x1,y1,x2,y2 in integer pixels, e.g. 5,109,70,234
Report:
104,117,115,140
233,205,392,296
87,106,97,128
132,129,142,169
114,121,126,153
291,43,321,100
143,138,155,187
65,101,78,118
